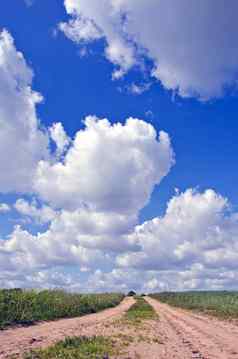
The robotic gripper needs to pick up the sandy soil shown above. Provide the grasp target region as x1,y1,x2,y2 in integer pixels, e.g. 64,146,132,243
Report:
1,296,238,359
146,296,238,359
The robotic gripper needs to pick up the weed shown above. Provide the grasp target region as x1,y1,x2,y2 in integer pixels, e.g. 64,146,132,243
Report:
124,297,157,325
24,336,115,359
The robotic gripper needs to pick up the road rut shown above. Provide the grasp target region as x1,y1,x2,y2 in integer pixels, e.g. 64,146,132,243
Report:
146,296,238,359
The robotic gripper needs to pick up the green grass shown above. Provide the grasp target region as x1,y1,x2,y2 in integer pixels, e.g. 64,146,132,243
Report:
150,291,238,318
125,296,157,323
0,289,124,329
24,336,115,359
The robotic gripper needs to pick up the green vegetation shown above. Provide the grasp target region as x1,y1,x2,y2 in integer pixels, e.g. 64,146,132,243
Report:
24,336,115,359
125,296,157,323
0,289,124,329
150,291,238,318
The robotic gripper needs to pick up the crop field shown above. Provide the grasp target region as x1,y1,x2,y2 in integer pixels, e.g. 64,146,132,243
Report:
0,289,124,329
150,291,238,318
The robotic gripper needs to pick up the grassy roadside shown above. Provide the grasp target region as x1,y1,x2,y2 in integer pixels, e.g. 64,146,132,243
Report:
24,336,115,359
124,296,158,324
112,296,160,349
0,289,124,329
150,291,238,319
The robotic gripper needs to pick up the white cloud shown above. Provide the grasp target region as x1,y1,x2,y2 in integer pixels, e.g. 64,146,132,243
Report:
14,198,57,224
1,28,238,292
71,264,238,293
59,17,102,43
127,82,151,95
0,115,173,279
60,0,238,100
3,188,238,292
59,0,137,79
49,122,70,157
0,203,139,284
0,203,10,213
117,189,238,276
34,116,174,213
2,262,238,292
0,29,176,291
0,267,76,290
0,217,110,273
0,30,49,193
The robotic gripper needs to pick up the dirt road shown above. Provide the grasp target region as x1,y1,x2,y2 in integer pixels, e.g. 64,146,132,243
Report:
2,296,238,358
0,297,135,358
146,296,238,359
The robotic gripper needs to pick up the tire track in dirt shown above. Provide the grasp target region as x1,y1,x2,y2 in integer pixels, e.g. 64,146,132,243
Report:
146,296,238,359
2,296,238,359
0,297,135,358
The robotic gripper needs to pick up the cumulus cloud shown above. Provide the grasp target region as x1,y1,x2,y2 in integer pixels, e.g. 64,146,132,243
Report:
59,0,137,79
14,198,57,224
0,28,177,290
1,27,238,292
0,267,76,290
127,82,152,96
0,30,49,193
3,188,238,292
60,0,238,100
0,115,173,282
59,17,102,43
0,204,139,284
34,116,174,213
49,122,70,157
117,189,238,279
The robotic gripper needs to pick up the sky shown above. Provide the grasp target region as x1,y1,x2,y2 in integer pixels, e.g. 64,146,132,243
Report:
0,0,238,292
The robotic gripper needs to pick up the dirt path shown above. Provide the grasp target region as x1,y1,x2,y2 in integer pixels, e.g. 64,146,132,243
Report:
146,296,238,359
2,296,238,359
0,297,135,358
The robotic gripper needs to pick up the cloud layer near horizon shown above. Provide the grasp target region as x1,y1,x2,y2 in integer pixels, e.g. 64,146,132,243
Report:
60,0,238,100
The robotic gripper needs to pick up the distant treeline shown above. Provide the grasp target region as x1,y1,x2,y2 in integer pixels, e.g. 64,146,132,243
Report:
150,291,238,318
0,289,124,329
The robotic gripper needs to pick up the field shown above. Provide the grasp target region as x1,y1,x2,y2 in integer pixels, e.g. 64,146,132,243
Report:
150,291,238,318
0,289,124,329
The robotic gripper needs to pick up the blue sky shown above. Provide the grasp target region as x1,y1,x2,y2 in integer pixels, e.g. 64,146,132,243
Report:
2,0,238,215
0,0,238,292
